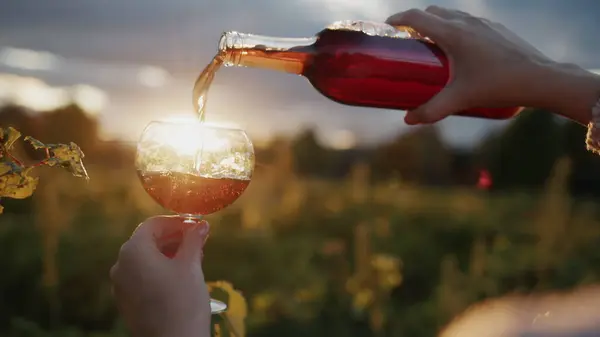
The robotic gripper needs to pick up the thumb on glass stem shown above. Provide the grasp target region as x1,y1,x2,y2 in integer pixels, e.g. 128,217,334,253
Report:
176,220,210,263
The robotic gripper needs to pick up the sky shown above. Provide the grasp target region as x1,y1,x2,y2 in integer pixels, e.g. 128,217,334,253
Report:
1,0,599,148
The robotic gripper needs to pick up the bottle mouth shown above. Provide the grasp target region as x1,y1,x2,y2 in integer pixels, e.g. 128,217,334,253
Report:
218,32,228,52
217,31,243,66
218,31,242,52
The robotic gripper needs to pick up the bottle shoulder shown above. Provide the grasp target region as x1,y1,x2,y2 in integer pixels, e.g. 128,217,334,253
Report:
324,20,412,39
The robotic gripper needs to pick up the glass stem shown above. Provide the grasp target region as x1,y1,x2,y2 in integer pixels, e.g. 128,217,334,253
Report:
181,213,204,224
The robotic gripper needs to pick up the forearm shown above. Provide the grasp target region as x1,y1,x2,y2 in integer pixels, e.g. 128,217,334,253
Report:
528,61,600,125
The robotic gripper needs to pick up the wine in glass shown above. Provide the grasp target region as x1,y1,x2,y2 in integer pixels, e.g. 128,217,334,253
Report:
135,120,255,314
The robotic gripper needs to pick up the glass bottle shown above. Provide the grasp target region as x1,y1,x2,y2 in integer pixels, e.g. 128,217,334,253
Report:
217,20,522,119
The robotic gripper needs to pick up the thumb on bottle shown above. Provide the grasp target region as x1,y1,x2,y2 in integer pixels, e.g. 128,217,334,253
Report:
176,220,210,264
405,85,464,125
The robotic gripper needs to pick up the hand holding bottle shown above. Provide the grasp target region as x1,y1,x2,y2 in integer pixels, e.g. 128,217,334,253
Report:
386,6,600,125
110,216,211,337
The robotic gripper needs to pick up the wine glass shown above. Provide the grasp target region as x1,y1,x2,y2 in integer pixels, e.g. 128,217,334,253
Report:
135,120,255,314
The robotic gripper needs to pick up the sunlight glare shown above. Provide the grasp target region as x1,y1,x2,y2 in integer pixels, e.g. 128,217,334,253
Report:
328,129,357,150
137,66,170,88
155,116,234,156
71,84,109,113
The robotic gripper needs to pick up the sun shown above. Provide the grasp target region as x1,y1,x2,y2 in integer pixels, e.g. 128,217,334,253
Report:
163,125,230,156
152,116,234,156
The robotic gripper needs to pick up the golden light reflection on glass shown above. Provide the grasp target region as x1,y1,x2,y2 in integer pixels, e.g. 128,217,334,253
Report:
136,119,254,180
152,122,231,156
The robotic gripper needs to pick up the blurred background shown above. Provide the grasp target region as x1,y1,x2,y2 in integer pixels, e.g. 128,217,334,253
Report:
2,0,600,336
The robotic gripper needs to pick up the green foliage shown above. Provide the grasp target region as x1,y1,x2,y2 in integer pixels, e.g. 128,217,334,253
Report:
2,104,600,337
1,163,600,337
482,109,564,190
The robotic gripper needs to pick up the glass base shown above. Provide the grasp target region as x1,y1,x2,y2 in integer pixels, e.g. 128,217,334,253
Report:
210,299,227,314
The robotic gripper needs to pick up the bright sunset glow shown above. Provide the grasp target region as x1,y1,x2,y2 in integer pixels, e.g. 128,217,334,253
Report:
164,114,242,130
151,117,235,156
327,129,357,150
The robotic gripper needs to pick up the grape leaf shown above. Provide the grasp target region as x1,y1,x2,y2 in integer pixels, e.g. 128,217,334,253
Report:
23,136,45,150
0,127,22,151
0,128,39,201
0,161,13,176
0,127,89,214
25,137,89,179
0,166,38,199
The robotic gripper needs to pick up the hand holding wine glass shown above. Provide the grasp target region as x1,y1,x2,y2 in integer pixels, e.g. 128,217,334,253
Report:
110,216,211,337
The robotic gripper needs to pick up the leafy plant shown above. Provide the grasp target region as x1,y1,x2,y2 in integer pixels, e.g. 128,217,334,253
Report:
0,126,88,213
209,282,248,337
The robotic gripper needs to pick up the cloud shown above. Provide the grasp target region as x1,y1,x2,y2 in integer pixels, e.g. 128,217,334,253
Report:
0,47,61,71
0,46,173,92
0,73,108,113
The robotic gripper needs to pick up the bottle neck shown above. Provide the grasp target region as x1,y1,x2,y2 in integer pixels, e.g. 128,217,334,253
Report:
218,31,316,75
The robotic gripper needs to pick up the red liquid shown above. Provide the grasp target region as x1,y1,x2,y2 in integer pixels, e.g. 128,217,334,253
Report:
138,171,250,215
236,29,521,119
159,230,186,259
157,224,208,259
309,29,521,118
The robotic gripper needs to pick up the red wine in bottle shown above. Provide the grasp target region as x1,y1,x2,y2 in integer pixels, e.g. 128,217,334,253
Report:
198,20,521,119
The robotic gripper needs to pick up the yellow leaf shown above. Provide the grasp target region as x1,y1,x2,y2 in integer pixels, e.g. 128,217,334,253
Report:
23,136,46,150
353,289,374,312
0,161,13,176
50,142,88,179
0,168,38,199
0,128,88,214
252,293,275,312
208,281,247,337
1,127,22,150
24,137,89,179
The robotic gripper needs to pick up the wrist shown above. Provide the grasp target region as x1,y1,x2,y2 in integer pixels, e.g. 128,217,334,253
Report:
528,61,600,124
